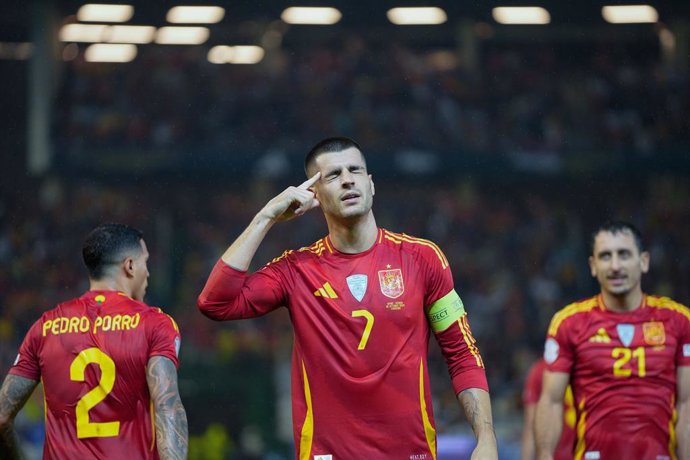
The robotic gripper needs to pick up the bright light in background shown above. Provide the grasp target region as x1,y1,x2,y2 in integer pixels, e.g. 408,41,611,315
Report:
387,7,447,25
85,43,137,62
208,45,265,64
77,4,134,23
281,7,342,25
60,24,109,42
107,25,156,44
492,7,551,24
155,27,210,45
167,6,225,24
602,5,658,23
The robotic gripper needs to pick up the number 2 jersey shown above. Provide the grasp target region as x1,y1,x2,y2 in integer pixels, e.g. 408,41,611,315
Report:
9,290,181,460
544,294,690,460
198,228,488,460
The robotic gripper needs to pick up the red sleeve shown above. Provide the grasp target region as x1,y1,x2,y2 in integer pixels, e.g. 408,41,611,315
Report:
8,319,43,381
544,314,575,373
676,308,690,367
197,258,287,321
522,360,546,406
147,310,182,369
420,242,489,394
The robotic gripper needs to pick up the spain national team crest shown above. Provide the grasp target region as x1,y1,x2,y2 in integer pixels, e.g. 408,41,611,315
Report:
378,268,404,299
643,321,665,346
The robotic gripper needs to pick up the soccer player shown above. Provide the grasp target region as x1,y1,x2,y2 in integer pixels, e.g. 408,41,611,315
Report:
198,137,497,459
521,358,574,460
535,221,690,460
0,223,188,460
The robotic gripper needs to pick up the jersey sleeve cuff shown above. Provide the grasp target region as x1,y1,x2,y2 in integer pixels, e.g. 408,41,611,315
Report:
452,368,489,395
8,367,40,382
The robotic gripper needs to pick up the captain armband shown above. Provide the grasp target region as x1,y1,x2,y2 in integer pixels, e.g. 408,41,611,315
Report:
427,289,466,333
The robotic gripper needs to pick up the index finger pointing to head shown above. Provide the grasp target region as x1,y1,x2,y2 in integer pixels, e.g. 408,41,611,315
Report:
298,172,321,190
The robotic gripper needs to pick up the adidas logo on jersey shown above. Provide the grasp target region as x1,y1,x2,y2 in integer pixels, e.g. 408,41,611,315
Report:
588,328,611,343
314,282,338,299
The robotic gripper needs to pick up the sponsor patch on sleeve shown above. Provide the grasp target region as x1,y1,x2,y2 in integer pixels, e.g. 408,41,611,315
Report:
544,338,559,364
427,289,466,332
13,354,20,366
683,344,690,357
175,337,181,358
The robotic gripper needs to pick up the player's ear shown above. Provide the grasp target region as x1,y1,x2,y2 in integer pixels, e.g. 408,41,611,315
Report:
640,251,650,274
588,255,596,277
369,174,375,196
123,257,135,278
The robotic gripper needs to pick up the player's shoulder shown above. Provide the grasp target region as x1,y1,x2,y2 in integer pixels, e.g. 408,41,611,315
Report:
265,237,328,267
380,229,449,268
115,296,179,328
548,295,600,335
646,295,690,321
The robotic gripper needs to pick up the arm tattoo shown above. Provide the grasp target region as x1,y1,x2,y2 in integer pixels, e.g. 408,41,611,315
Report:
459,388,495,438
146,357,188,460
0,374,39,460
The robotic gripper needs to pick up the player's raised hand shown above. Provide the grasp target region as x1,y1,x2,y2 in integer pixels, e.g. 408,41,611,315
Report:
259,172,321,223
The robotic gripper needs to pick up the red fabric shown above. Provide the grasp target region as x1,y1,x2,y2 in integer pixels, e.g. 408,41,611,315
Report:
545,294,690,458
198,228,488,459
523,359,575,460
10,290,180,460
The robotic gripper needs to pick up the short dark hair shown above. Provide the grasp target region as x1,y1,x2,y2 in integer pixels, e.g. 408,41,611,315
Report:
82,223,144,280
590,220,645,254
304,137,364,176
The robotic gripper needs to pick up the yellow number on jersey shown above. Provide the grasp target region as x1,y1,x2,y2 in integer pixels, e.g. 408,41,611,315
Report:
612,346,646,378
69,347,120,438
351,310,375,350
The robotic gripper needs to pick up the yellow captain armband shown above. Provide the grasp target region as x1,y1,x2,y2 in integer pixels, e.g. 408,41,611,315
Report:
427,289,466,332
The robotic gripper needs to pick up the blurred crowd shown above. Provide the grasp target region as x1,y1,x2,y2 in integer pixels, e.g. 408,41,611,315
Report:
54,35,689,158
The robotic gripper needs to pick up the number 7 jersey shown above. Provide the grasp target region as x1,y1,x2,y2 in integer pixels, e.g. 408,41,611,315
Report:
9,290,181,460
198,228,488,460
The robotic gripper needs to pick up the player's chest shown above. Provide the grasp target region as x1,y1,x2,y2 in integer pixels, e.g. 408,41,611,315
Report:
574,316,677,378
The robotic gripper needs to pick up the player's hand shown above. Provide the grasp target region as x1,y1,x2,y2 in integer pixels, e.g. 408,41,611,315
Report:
470,438,498,460
259,172,321,223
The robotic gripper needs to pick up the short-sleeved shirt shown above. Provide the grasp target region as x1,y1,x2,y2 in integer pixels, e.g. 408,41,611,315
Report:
523,358,575,460
544,294,690,459
199,228,488,460
9,290,181,460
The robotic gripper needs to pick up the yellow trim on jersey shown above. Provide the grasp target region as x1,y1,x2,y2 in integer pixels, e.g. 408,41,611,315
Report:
548,297,600,336
149,399,156,451
458,316,484,368
647,295,690,323
419,359,437,460
382,230,449,269
323,237,333,254
299,361,314,460
164,314,179,333
427,289,465,332
574,400,587,460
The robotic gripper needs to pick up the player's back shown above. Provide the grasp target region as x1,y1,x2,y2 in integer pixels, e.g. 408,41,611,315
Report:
11,290,180,459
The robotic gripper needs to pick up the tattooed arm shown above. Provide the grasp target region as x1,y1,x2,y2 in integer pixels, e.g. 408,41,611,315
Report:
458,388,498,460
146,357,188,460
0,374,39,460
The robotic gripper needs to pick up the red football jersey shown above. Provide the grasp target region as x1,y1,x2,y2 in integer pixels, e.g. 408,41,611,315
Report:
523,358,575,460
199,228,488,460
544,294,690,460
9,290,181,460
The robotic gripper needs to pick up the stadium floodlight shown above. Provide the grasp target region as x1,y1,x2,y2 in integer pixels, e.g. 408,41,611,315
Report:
492,6,551,25
280,7,342,25
167,6,225,24
77,4,134,23
386,7,447,25
208,45,265,64
602,5,658,24
155,27,210,45
59,23,109,42
107,25,156,44
84,43,137,62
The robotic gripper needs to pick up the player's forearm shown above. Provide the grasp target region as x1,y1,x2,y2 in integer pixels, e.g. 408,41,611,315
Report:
154,397,188,460
221,212,276,271
0,420,23,460
0,375,37,460
458,388,497,449
677,400,690,460
534,399,563,460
